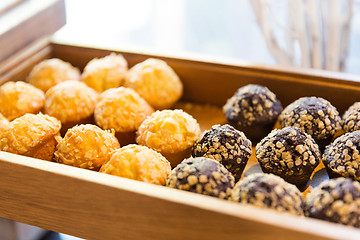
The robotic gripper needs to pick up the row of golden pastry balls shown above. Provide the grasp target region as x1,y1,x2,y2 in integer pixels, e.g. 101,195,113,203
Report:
0,54,183,125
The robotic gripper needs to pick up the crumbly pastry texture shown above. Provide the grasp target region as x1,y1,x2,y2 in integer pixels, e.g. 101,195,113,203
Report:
100,144,171,185
94,87,154,133
81,53,128,92
0,113,9,131
343,102,360,133
124,58,183,109
27,58,80,92
166,157,235,199
223,84,283,127
0,81,45,121
304,178,360,227
45,80,99,124
136,109,201,154
256,127,321,187
192,124,252,181
54,124,120,170
279,97,341,141
0,113,61,156
231,173,304,216
323,131,360,181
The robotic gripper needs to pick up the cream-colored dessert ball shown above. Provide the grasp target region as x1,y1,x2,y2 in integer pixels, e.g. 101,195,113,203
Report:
100,144,171,185
95,87,154,133
124,58,183,109
136,109,201,167
0,81,45,120
27,58,80,92
54,124,120,170
81,53,128,92
0,113,61,161
44,80,99,126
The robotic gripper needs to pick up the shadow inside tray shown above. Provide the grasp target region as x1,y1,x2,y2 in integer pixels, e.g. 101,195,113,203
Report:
307,168,329,189
244,163,263,177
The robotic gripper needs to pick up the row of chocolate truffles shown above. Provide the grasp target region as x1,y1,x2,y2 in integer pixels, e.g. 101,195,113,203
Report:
192,121,359,186
223,84,360,145
166,157,360,228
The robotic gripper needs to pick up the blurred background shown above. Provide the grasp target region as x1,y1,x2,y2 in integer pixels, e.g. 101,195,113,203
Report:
54,0,360,74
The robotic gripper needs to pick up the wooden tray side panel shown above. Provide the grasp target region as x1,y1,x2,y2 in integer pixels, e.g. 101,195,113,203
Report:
51,43,360,114
0,0,65,63
0,153,345,240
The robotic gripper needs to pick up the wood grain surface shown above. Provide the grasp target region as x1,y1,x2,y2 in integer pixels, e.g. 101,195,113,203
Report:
0,0,65,63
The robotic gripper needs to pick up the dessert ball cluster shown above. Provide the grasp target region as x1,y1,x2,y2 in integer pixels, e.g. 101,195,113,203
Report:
278,97,342,143
44,80,99,133
166,157,235,199
81,53,128,92
256,127,321,187
0,113,61,161
231,173,304,215
343,102,360,133
304,178,360,228
100,144,171,185
192,124,252,181
223,84,283,140
3,53,360,231
54,124,120,171
0,81,45,120
27,58,80,92
125,58,183,109
323,131,360,181
136,109,201,167
94,87,154,145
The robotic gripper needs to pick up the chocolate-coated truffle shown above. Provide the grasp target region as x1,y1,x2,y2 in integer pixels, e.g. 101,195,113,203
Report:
343,102,360,133
192,124,252,181
223,84,283,141
166,157,235,199
323,131,360,181
279,97,342,142
304,178,360,227
256,127,321,188
231,173,304,215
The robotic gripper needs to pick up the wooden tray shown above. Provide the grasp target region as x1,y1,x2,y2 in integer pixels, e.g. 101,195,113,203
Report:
0,39,360,240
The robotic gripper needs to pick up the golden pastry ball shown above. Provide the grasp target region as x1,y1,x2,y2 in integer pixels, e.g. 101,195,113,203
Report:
136,109,201,167
0,113,9,132
100,144,171,185
0,81,45,121
124,58,183,109
54,124,120,170
0,113,61,161
81,53,128,92
94,87,154,144
44,80,99,130
27,58,80,92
